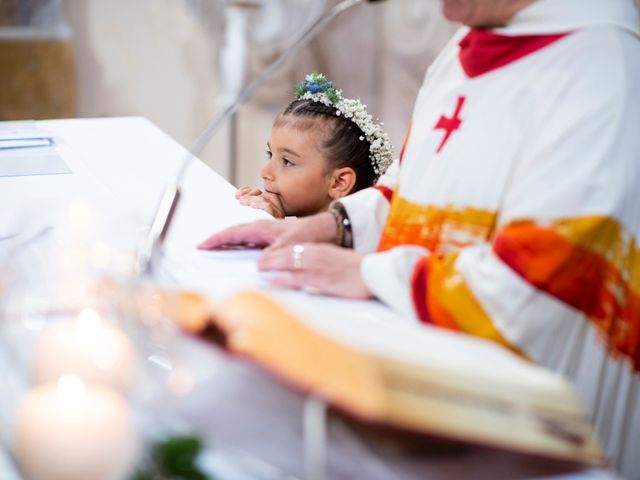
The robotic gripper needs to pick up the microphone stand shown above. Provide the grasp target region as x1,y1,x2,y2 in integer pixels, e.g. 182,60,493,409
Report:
134,0,370,277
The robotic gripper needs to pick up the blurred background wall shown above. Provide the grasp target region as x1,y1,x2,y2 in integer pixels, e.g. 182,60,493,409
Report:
0,0,75,120
0,0,459,187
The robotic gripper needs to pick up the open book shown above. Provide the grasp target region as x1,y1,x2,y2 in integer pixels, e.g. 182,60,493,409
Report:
170,289,603,468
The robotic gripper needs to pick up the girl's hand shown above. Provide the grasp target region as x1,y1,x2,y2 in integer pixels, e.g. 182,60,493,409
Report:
235,186,263,199
238,191,286,218
258,243,373,299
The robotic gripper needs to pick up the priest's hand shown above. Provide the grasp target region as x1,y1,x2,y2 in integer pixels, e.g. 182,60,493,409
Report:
198,212,337,250
258,243,374,299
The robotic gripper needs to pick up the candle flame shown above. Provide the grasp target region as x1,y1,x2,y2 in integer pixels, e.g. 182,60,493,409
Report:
75,308,102,342
56,374,87,408
76,308,123,372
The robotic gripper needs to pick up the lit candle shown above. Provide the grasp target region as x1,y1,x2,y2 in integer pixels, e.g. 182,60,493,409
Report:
32,308,136,393
13,375,139,480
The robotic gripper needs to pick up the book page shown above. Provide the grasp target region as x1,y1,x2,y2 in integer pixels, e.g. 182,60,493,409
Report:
271,289,567,392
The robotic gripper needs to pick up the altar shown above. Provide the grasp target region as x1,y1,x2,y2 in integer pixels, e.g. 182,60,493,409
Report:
0,117,615,479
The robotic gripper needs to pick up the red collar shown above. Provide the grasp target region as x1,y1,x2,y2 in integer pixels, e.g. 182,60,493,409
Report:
458,28,569,78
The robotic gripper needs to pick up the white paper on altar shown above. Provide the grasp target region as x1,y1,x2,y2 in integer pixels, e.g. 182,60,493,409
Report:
0,121,54,143
0,121,68,178
159,248,275,299
0,139,51,150
0,146,70,178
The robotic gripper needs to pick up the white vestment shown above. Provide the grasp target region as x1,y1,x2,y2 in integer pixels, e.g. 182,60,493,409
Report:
339,0,640,474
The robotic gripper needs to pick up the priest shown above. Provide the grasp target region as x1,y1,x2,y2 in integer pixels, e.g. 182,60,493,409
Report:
199,0,640,474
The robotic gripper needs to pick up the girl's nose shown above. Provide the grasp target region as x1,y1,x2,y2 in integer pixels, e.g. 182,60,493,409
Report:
261,160,274,181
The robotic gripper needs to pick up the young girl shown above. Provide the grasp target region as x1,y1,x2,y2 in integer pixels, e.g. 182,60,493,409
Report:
236,73,393,218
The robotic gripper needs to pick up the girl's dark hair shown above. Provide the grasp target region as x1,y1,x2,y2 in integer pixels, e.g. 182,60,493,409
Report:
274,99,378,193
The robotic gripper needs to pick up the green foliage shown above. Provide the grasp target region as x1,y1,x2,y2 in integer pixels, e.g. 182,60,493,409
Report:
132,435,212,480
294,82,306,98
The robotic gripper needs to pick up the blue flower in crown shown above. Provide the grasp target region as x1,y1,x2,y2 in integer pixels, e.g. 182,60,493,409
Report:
307,82,323,93
294,72,394,177
296,73,340,104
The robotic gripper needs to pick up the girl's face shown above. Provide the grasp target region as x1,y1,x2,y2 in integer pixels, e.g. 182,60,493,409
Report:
261,122,335,217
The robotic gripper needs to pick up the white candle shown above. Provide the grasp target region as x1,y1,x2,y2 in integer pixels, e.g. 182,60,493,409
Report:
32,308,136,393
13,375,139,480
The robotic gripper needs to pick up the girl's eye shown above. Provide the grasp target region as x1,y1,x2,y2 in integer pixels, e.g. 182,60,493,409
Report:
283,158,294,167
266,150,272,159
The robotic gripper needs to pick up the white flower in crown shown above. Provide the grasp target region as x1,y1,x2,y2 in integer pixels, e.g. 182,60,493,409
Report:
295,72,393,176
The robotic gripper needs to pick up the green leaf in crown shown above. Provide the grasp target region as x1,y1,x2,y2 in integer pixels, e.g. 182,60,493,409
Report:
295,72,342,105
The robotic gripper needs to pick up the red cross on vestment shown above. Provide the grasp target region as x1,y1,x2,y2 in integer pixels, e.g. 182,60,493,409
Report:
434,96,466,153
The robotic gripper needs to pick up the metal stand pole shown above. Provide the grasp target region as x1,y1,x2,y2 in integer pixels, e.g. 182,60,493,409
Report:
304,396,327,480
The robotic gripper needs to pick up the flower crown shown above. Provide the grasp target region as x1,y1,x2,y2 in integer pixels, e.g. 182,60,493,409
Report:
294,72,393,176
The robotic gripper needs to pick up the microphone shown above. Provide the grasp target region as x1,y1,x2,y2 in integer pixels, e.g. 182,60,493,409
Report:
134,0,387,277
